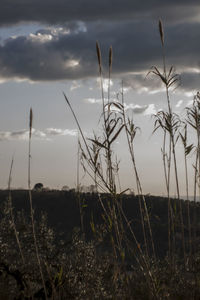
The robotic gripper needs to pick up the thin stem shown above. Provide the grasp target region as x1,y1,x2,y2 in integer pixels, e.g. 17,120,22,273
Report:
122,82,156,260
28,108,47,299
8,157,25,264
77,135,84,232
160,20,185,265
185,151,192,256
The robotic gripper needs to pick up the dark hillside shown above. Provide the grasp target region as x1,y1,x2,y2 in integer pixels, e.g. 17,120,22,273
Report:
1,189,200,258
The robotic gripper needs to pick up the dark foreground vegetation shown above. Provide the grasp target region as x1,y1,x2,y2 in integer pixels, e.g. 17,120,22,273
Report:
1,190,200,299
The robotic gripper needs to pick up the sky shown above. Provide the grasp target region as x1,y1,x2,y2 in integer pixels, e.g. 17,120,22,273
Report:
0,1,200,195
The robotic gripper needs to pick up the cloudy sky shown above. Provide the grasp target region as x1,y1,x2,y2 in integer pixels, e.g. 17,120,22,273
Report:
0,1,200,195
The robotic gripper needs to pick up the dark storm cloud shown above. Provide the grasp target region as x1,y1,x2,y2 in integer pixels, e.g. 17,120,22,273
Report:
180,72,200,92
0,19,200,93
0,0,199,26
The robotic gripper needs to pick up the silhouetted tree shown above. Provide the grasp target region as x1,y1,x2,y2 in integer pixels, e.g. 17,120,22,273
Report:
33,183,43,191
62,185,69,191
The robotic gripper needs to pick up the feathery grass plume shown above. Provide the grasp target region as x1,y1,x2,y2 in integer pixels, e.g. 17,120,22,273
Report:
96,41,102,74
109,46,112,70
29,108,33,139
108,46,113,106
159,19,164,46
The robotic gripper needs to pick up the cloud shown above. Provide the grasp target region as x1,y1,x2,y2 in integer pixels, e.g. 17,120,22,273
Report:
85,97,156,115
70,80,82,91
122,73,164,94
144,104,157,115
0,20,198,90
0,129,46,141
179,72,200,93
124,104,148,113
125,103,156,115
175,100,183,108
0,128,77,141
84,98,102,104
0,4,200,94
45,128,77,136
186,100,194,106
0,1,199,26
96,78,113,91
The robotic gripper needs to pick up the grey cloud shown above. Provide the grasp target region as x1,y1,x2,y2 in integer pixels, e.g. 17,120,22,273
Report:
0,129,45,141
84,98,102,104
45,128,77,136
123,70,200,94
0,19,200,92
179,72,200,92
124,104,156,115
84,97,156,115
0,1,199,26
126,104,148,114
0,128,77,141
122,74,163,93
175,100,183,108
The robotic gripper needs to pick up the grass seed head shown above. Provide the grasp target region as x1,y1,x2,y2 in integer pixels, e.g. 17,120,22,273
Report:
109,46,112,70
29,108,33,138
159,19,164,46
96,41,102,73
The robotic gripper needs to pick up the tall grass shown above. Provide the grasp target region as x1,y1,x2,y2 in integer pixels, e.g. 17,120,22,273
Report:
186,93,200,254
150,20,187,265
28,108,47,299
8,157,25,265
179,124,193,256
63,19,200,297
64,41,162,299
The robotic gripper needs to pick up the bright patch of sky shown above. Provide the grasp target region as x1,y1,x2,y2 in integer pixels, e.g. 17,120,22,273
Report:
0,23,42,42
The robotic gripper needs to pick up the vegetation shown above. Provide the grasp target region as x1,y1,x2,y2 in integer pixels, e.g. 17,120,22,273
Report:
1,20,200,299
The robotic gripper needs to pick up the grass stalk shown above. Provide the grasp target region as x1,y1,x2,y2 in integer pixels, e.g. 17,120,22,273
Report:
152,19,186,265
28,108,48,299
77,134,84,232
180,124,193,256
8,157,25,264
121,82,156,260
